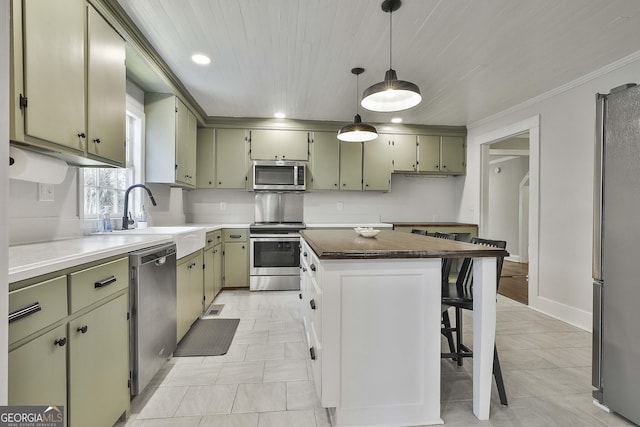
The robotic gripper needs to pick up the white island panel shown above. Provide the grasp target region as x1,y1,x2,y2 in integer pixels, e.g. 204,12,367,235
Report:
321,258,443,426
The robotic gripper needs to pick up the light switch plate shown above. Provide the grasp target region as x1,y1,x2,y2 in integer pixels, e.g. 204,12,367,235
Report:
38,183,54,202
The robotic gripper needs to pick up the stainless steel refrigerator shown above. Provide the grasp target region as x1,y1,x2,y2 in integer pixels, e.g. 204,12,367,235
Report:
593,83,640,425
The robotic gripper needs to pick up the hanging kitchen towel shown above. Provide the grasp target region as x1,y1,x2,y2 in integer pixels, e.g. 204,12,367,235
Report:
9,146,68,184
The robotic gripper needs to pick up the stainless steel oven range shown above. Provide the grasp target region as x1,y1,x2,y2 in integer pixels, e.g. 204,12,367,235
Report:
250,192,304,291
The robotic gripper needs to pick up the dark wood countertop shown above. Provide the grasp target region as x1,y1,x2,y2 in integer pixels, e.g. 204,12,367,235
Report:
300,229,508,260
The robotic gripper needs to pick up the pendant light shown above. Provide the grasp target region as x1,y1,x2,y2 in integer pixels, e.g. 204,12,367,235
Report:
337,67,379,142
361,0,422,112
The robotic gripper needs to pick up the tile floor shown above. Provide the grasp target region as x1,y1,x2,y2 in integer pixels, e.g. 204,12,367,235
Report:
117,290,634,427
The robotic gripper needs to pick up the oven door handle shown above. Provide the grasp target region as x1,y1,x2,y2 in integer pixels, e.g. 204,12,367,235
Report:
250,235,300,240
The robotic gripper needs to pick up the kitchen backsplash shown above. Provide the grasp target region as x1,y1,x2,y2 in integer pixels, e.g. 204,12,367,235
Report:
187,174,462,225
8,170,461,245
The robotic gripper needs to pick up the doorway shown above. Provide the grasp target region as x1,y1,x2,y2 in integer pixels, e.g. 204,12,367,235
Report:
487,135,530,304
478,116,540,307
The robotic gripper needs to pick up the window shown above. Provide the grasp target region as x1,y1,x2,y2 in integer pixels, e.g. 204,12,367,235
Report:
82,94,144,221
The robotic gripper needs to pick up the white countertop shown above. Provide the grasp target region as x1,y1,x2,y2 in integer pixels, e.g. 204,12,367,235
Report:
9,234,172,283
9,222,382,283
187,223,250,232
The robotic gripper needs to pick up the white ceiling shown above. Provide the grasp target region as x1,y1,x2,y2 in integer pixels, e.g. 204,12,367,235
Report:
116,0,640,126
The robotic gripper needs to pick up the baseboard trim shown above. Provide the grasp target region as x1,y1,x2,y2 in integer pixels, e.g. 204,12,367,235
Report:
529,295,591,332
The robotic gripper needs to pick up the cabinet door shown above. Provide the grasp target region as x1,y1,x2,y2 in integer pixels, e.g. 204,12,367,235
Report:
391,134,418,172
177,252,203,342
250,129,308,160
363,138,393,191
309,132,340,190
145,94,177,184
440,136,466,174
203,247,215,309
223,242,248,287
190,251,205,318
417,135,441,172
197,129,215,188
9,325,67,413
23,0,85,152
213,244,223,297
86,5,126,166
69,294,129,427
176,258,191,341
339,142,363,191
186,109,198,185
216,129,249,189
175,98,190,185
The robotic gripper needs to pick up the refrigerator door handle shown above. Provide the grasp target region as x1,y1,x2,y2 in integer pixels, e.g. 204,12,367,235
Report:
593,93,605,281
592,281,603,395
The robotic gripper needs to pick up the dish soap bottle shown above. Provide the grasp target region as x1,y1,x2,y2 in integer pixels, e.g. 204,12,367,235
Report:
103,209,112,232
137,204,148,229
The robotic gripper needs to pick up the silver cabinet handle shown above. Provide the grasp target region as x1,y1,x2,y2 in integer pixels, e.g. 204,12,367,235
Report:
9,302,42,323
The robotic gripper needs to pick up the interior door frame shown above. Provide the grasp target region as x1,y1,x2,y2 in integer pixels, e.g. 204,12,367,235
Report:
478,115,539,308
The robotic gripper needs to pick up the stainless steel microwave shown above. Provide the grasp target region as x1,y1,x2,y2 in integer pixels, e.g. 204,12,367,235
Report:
252,160,306,191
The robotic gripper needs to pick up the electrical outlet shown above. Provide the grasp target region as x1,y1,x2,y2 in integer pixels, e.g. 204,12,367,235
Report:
38,183,54,202
220,202,227,210
337,202,343,211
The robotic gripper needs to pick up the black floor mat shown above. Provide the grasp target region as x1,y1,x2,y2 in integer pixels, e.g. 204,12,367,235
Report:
174,318,240,357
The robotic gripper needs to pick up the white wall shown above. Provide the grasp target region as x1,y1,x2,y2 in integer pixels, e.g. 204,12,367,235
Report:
186,174,462,225
462,51,640,331
9,168,81,245
1,0,10,404
488,155,529,259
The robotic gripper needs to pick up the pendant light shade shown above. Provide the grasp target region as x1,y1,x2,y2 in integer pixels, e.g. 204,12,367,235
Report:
361,0,422,113
338,68,378,142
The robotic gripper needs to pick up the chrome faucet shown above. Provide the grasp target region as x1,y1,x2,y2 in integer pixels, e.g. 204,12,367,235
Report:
122,184,157,230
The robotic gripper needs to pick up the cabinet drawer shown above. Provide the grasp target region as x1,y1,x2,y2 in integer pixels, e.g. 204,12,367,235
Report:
9,276,68,345
68,257,128,312
223,228,247,242
205,230,223,249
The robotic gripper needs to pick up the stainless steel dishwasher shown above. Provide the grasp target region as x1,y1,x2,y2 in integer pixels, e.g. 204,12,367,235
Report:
129,243,177,396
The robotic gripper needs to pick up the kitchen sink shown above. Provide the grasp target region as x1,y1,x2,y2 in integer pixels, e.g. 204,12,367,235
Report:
114,226,205,259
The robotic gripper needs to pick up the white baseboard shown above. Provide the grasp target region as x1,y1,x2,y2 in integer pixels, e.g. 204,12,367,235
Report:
529,295,591,332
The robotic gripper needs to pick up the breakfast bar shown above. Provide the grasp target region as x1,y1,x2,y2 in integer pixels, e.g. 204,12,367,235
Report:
299,229,508,426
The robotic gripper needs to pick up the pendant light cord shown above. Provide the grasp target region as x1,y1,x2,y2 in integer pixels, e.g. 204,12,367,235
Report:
355,73,359,114
389,8,393,69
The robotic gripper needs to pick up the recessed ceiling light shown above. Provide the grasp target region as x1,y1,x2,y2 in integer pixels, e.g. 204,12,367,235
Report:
274,112,286,119
191,54,211,65
391,117,403,123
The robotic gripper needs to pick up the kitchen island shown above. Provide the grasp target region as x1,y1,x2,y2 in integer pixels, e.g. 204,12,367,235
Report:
299,229,508,426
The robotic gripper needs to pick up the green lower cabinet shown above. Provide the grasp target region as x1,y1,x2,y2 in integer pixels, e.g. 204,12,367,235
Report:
213,243,223,295
177,251,204,342
9,325,67,422
68,294,129,427
223,242,248,287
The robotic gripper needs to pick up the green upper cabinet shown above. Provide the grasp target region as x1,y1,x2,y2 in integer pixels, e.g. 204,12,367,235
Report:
196,128,216,188
417,135,466,175
249,129,309,160
339,142,363,191
86,5,126,166
417,135,441,173
10,0,126,167
309,131,340,190
440,136,466,174
17,0,85,154
145,94,197,188
363,138,393,191
387,134,419,172
216,129,250,189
